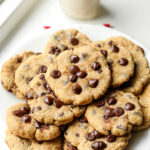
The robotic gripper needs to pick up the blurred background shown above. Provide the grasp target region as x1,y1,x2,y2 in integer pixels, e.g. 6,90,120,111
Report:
0,0,150,57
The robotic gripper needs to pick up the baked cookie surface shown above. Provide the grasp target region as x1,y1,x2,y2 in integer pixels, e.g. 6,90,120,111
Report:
1,51,35,98
106,36,150,95
28,94,85,125
15,54,52,99
46,45,111,105
64,119,131,150
134,83,150,130
85,91,143,136
5,130,62,150
90,41,135,87
6,103,61,141
44,29,91,57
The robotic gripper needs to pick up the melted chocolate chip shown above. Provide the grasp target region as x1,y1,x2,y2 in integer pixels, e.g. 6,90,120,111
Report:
75,133,79,137
26,77,33,84
39,74,45,80
39,65,47,73
70,65,80,74
69,74,78,82
91,141,107,150
70,55,79,63
17,57,22,63
106,135,116,143
53,98,64,108
43,81,51,91
114,107,124,116
73,84,82,94
118,58,128,66
49,46,61,55
22,115,31,123
95,100,105,107
79,116,88,123
86,132,95,141
44,96,53,105
89,79,98,88
24,92,34,100
13,107,30,117
107,97,117,105
76,71,87,78
51,70,61,78
100,50,108,58
110,45,119,53
108,41,113,46
105,108,115,117
93,130,104,138
125,102,135,110
91,62,101,70
70,38,79,45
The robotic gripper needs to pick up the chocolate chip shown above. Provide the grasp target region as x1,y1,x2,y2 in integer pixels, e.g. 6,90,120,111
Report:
40,93,46,96
100,50,107,58
108,41,113,46
53,98,64,108
22,115,31,123
110,45,119,53
39,65,47,73
49,46,61,55
93,130,104,138
103,115,109,120
125,102,135,110
73,84,82,94
70,38,79,45
95,100,105,107
107,97,117,105
96,44,101,48
26,77,33,84
51,70,61,78
79,116,88,123
118,58,128,66
39,74,45,80
91,141,107,150
17,57,22,63
44,96,53,105
89,79,98,88
107,60,113,70
24,92,34,100
105,108,115,117
91,62,101,70
13,107,30,117
43,81,51,91
114,107,124,116
86,132,95,141
98,69,102,74
58,112,64,117
81,53,88,59
34,121,40,129
76,71,87,78
70,65,80,74
106,135,116,143
69,74,78,82
70,55,79,63
75,133,79,137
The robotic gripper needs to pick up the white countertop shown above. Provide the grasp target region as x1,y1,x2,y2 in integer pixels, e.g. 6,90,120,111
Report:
0,0,150,57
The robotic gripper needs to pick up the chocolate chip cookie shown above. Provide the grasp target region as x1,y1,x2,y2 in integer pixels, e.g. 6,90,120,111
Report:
44,29,91,57
90,41,135,87
45,45,111,105
15,54,52,99
85,91,143,136
1,51,35,98
134,83,150,130
5,130,62,150
6,103,61,141
106,36,150,95
64,119,131,150
28,94,85,125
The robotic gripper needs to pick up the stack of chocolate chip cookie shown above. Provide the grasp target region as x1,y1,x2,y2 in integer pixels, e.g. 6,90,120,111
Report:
1,29,150,150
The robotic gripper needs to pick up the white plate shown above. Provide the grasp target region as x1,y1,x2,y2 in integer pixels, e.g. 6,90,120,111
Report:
0,24,150,150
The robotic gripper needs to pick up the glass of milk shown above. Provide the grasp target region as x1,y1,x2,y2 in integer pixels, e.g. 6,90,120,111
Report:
59,0,101,20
